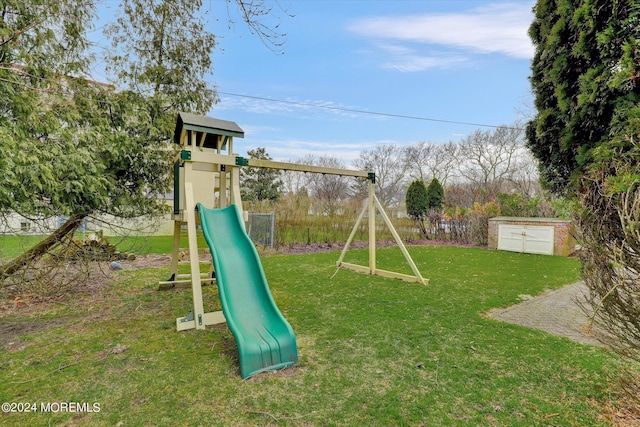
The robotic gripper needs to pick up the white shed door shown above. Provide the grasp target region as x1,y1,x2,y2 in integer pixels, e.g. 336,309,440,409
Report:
497,224,554,256
497,224,527,252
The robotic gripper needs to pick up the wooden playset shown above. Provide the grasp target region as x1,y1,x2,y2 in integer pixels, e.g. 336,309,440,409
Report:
163,112,427,377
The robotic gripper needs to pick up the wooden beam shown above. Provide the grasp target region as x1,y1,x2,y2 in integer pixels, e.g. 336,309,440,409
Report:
368,182,376,275
176,310,226,331
158,277,215,286
339,263,428,285
176,273,211,279
336,201,368,266
170,221,181,280
185,151,370,178
339,262,370,274
219,167,228,208
179,149,430,285
248,158,370,178
373,194,427,285
374,268,428,285
336,187,429,286
184,181,206,329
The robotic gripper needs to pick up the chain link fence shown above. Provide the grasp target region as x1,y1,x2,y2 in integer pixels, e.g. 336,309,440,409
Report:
247,212,275,248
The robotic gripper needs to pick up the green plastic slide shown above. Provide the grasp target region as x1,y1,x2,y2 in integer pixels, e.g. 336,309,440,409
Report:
197,203,298,378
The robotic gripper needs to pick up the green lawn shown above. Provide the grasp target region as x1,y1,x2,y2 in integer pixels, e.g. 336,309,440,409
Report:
0,234,206,261
0,235,47,260
0,246,629,426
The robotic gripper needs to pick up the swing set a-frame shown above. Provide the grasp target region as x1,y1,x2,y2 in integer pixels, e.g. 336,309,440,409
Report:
165,112,428,334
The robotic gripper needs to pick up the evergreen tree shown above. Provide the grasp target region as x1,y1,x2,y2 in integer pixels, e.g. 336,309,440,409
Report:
0,0,217,279
104,0,217,116
527,0,640,362
240,148,283,202
406,180,429,237
426,178,445,211
0,1,286,280
527,0,640,195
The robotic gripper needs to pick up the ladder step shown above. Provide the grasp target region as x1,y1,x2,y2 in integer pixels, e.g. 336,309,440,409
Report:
158,278,215,286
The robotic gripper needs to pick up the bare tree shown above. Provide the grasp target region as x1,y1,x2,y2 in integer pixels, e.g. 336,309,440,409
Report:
505,149,541,196
457,126,525,201
305,156,353,215
405,141,458,188
444,183,477,209
226,0,292,52
281,154,317,196
405,142,436,183
281,170,307,196
432,142,459,187
353,144,407,208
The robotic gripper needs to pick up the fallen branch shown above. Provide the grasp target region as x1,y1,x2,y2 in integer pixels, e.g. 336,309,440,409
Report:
0,214,86,280
11,359,82,385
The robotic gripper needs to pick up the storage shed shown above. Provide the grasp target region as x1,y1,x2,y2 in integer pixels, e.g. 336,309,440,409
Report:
488,217,576,257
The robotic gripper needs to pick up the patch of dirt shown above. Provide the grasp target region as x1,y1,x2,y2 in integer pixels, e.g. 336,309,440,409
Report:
244,364,304,382
121,254,173,269
596,395,640,427
0,260,117,312
0,317,68,351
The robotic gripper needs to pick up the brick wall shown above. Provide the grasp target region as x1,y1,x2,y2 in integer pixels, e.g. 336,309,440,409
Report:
488,217,576,257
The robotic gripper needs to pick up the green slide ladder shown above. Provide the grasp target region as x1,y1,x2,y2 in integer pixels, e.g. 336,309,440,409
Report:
197,203,298,378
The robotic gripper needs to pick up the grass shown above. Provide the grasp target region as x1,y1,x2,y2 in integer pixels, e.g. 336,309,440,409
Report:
0,234,208,260
0,245,631,426
112,234,207,256
0,235,47,260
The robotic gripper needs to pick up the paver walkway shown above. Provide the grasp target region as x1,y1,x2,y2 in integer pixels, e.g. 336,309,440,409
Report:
487,281,605,346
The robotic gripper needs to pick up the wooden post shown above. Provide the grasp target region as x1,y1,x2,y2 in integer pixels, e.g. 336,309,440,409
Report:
373,194,427,285
337,181,428,285
230,161,245,231
219,166,228,208
184,181,205,330
170,221,181,278
368,181,376,275
337,200,368,266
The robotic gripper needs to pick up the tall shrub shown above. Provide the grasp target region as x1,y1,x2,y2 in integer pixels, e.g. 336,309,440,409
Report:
426,178,445,210
406,180,429,238
527,0,640,363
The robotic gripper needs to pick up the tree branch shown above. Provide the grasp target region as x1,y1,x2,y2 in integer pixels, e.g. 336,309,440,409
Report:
0,214,86,280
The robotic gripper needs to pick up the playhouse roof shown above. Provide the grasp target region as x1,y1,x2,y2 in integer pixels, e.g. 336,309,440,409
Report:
174,112,244,144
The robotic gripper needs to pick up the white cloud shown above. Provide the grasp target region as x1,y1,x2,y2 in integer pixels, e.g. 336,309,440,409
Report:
349,2,535,71
237,138,383,163
372,43,470,72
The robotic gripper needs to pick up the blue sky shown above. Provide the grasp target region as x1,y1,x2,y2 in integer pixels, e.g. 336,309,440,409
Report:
208,0,537,162
96,0,537,162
